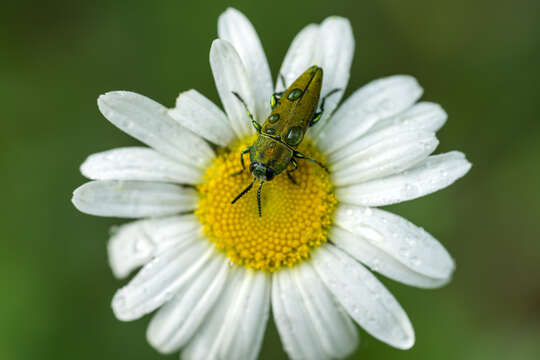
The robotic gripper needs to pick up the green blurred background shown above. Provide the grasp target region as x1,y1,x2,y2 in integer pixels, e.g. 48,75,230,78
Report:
2,0,539,359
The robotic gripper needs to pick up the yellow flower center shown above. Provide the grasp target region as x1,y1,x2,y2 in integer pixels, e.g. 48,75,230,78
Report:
196,136,337,272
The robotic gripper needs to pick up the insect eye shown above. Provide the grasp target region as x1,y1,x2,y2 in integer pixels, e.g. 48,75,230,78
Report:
287,88,303,101
268,113,280,123
285,126,304,146
265,167,275,181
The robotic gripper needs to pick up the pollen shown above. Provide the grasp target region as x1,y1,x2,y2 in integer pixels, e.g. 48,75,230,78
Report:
196,136,337,272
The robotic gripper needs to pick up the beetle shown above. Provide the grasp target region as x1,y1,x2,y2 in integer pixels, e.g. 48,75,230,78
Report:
231,65,339,216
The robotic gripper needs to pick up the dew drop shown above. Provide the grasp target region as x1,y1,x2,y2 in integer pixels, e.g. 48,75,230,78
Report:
287,88,303,101
406,237,417,246
399,247,411,258
371,257,380,271
401,183,419,198
134,238,150,253
163,290,174,302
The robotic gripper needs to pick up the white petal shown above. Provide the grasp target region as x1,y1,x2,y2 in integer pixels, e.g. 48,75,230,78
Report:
183,267,271,360
97,91,214,168
367,101,447,135
111,236,214,321
272,264,358,360
210,39,256,139
72,180,198,218
218,8,272,122
336,151,472,207
334,205,454,280
316,75,423,154
276,24,319,93
331,131,438,186
107,215,201,279
329,226,450,288
81,147,202,184
329,102,446,166
147,255,229,354
312,245,415,349
272,268,323,360
309,17,355,138
168,90,235,147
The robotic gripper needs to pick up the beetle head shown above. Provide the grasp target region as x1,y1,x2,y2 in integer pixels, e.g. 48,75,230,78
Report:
250,162,275,181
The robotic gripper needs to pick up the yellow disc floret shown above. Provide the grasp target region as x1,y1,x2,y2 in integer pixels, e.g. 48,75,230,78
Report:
196,136,337,272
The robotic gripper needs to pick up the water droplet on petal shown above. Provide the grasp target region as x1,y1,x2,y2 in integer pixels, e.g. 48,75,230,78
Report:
371,257,380,271
399,247,411,258
401,183,419,198
406,237,416,246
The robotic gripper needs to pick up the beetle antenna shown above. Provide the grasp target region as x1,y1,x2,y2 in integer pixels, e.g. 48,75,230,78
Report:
279,73,287,90
231,178,256,204
257,181,264,217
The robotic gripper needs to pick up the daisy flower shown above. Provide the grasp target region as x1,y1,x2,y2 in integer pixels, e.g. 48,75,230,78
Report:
72,7,471,360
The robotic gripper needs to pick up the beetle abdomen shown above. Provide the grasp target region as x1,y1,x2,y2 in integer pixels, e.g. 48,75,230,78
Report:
262,66,322,149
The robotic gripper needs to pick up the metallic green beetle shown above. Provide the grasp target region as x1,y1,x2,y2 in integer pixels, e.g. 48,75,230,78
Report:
231,65,339,216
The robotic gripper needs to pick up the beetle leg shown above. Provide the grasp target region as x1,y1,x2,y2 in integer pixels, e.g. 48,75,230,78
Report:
294,151,329,173
286,158,298,185
279,73,287,89
257,181,264,217
270,91,284,108
232,147,250,176
231,178,256,204
309,88,342,127
271,74,288,108
232,91,262,133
